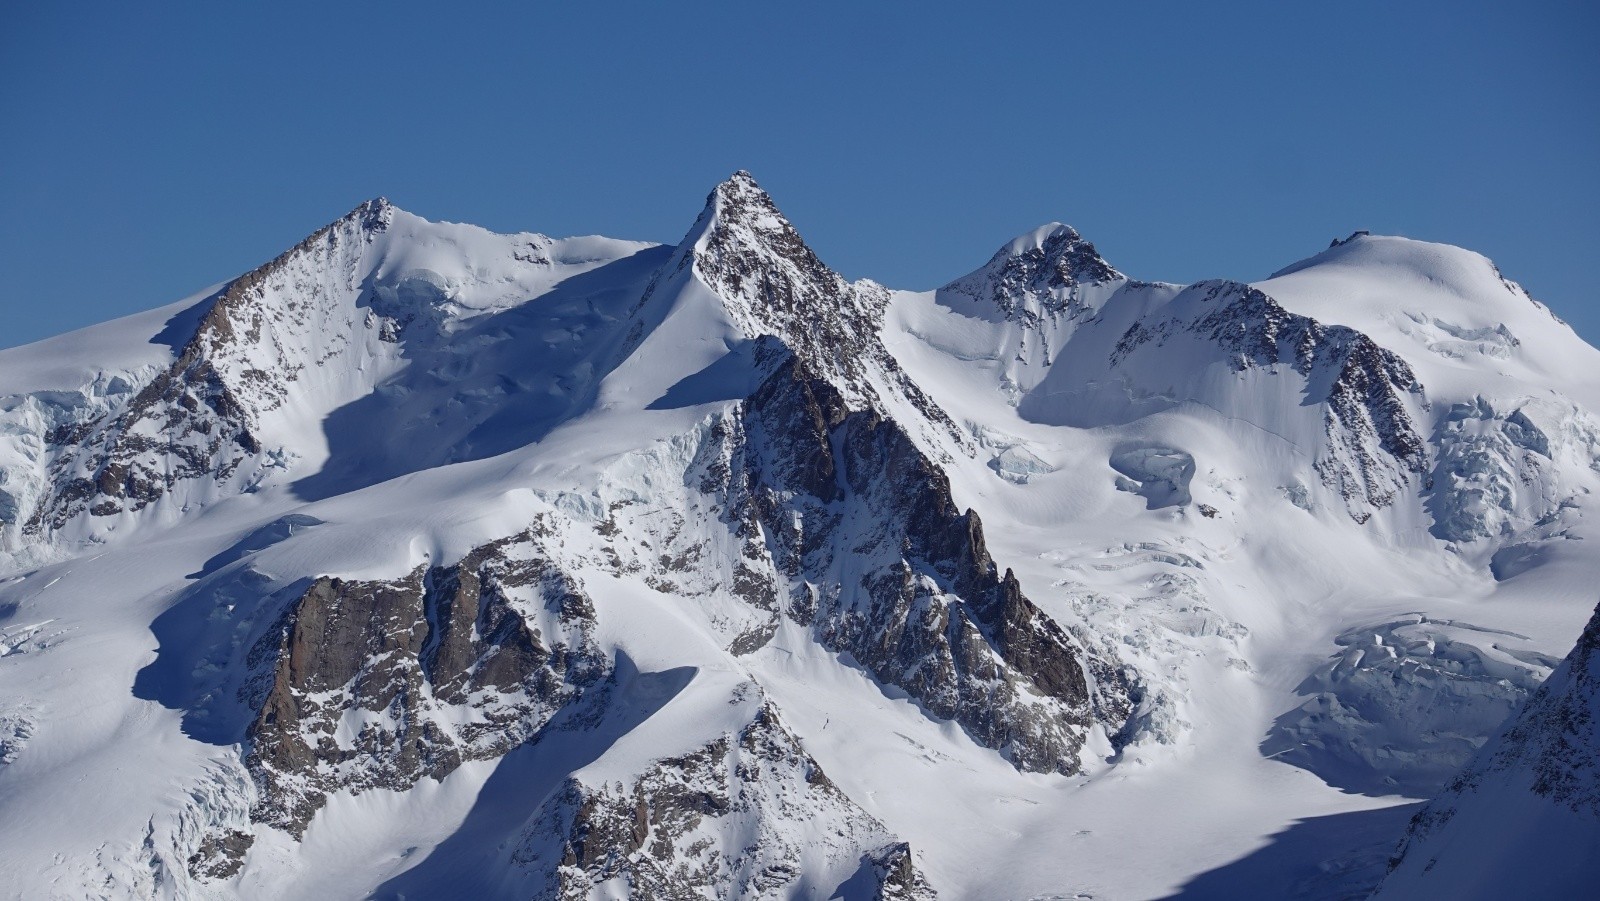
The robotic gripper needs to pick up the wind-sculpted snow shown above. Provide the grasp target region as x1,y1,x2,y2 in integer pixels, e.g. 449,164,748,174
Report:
1375,601,1600,898
1263,615,1556,796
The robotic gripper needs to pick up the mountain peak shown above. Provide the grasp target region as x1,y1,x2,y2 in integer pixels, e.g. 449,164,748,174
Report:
1004,221,1084,252
718,168,762,195
8,174,1600,901
942,221,1123,321
642,172,939,418
986,221,1120,285
346,196,396,234
661,170,840,307
697,170,791,240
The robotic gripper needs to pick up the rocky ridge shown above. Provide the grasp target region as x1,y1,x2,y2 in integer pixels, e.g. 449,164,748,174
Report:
715,347,1124,772
140,174,1120,893
1109,279,1430,518
643,172,961,450
2,171,1597,899
28,199,394,534
942,222,1123,327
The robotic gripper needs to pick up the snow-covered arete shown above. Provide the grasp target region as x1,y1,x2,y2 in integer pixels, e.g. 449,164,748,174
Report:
0,174,1596,899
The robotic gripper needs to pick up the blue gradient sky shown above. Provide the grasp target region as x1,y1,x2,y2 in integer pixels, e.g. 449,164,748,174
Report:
2,1,1596,347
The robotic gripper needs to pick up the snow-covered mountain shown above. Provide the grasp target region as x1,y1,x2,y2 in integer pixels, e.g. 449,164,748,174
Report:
0,172,1596,899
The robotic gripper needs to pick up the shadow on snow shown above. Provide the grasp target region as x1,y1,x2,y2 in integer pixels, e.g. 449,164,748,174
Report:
291,246,671,502
369,653,695,900
1160,802,1420,901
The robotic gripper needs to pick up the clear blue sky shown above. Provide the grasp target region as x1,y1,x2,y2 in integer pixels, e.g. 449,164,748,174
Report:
2,1,1596,348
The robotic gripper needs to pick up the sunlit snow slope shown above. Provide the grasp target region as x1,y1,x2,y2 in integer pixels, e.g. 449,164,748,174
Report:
0,177,1595,900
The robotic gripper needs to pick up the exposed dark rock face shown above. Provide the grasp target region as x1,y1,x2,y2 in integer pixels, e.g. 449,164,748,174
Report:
870,841,939,900
185,829,254,881
514,697,912,900
633,174,1124,775
188,175,1121,881
1113,280,1429,516
243,530,606,836
693,348,1120,775
942,223,1122,325
28,199,392,533
33,350,262,532
647,171,960,446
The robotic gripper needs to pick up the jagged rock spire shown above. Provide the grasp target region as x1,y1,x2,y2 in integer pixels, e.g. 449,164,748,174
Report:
665,170,845,309
644,172,896,412
351,196,395,234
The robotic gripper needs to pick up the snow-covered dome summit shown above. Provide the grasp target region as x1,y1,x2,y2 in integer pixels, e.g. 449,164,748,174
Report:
1259,232,1600,405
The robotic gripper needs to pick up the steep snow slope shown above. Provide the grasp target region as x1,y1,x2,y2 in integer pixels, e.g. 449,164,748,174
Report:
0,173,1597,900
1373,598,1600,898
0,199,656,555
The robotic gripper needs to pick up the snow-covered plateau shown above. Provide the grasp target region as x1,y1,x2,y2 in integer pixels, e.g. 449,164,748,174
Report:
1,173,1597,899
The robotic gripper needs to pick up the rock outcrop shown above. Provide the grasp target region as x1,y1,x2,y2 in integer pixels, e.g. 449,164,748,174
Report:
514,695,920,900
244,530,607,837
1109,280,1429,518
648,171,960,445
942,222,1122,326
696,347,1122,774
